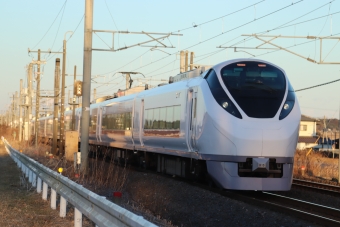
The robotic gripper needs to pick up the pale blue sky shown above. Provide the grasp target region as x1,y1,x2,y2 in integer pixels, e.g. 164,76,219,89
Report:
1,0,340,119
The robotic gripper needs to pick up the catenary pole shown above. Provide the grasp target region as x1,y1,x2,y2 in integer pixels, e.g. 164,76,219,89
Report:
80,0,93,173
72,65,76,130
60,31,73,156
19,79,23,141
52,59,61,155
35,49,41,146
27,63,33,141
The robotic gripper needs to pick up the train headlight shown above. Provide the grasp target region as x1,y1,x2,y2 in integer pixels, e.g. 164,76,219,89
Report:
222,102,229,109
279,92,295,120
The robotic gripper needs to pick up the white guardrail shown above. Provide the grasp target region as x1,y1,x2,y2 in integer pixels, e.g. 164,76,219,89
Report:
3,138,157,227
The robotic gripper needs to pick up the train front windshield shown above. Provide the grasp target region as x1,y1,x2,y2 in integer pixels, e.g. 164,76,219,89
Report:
221,62,286,118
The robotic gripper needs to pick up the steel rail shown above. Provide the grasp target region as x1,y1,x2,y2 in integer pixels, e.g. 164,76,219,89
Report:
292,178,340,194
225,191,340,227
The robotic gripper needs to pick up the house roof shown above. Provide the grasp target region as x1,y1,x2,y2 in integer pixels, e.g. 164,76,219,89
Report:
298,136,319,143
301,115,318,122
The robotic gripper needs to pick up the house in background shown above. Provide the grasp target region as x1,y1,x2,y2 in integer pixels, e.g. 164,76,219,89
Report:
296,115,319,150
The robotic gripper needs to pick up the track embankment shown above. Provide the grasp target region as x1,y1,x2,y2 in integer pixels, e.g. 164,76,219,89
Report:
0,144,92,227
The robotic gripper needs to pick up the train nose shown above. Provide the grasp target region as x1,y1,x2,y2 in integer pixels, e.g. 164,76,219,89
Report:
234,128,263,156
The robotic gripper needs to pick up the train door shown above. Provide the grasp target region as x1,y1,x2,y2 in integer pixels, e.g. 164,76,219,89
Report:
186,88,197,152
190,90,198,150
96,106,103,142
139,99,144,147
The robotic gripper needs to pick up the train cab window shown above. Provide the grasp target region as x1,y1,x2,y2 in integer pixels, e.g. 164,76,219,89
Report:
205,69,242,119
220,62,286,118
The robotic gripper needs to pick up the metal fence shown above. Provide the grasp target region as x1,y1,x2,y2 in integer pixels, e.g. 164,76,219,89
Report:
3,138,157,227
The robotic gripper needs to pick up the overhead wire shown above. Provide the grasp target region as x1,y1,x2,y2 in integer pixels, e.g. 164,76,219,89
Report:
224,0,335,48
50,0,68,50
92,0,270,87
93,1,304,93
31,0,68,50
295,78,340,92
192,3,340,64
46,14,84,62
127,0,303,74
104,0,120,48
250,31,340,58
172,0,265,33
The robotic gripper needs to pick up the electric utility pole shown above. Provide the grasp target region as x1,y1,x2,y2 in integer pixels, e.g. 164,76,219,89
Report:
35,49,41,146
80,0,94,172
52,58,61,155
80,0,182,173
72,65,77,131
19,79,23,141
28,49,62,146
59,31,73,156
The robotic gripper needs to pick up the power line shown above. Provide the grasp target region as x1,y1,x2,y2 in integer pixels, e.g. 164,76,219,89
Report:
46,14,84,62
92,0,311,93
31,0,68,50
128,0,303,74
250,31,340,58
295,78,340,92
104,0,120,48
172,0,265,33
50,0,68,50
222,0,335,48
93,0,302,91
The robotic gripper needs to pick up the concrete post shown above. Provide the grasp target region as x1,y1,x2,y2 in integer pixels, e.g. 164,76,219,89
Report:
75,207,82,227
35,49,41,147
42,182,48,200
29,169,32,183
37,177,42,193
60,196,67,217
19,79,23,141
52,59,61,155
60,38,68,156
32,173,37,187
80,0,94,173
51,188,57,209
72,66,77,130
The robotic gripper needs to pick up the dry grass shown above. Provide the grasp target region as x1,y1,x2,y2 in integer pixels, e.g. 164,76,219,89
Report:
294,149,340,183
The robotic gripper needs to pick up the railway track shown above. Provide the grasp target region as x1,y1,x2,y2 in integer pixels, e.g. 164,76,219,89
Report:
231,191,340,227
193,180,340,227
292,178,340,195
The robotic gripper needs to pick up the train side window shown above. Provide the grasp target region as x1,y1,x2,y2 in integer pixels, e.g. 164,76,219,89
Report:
173,106,181,129
159,107,166,129
166,106,174,129
144,105,181,130
153,108,160,129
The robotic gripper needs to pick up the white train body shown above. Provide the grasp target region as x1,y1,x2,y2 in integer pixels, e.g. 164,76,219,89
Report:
38,59,300,191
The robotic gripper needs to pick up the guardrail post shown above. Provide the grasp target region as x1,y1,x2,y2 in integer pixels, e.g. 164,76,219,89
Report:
60,196,67,217
37,177,42,193
42,182,48,200
29,169,33,183
74,207,82,227
25,166,29,178
21,164,25,174
32,173,37,187
51,188,57,209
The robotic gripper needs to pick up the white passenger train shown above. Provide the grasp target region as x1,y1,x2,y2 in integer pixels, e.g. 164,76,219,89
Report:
35,59,300,191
